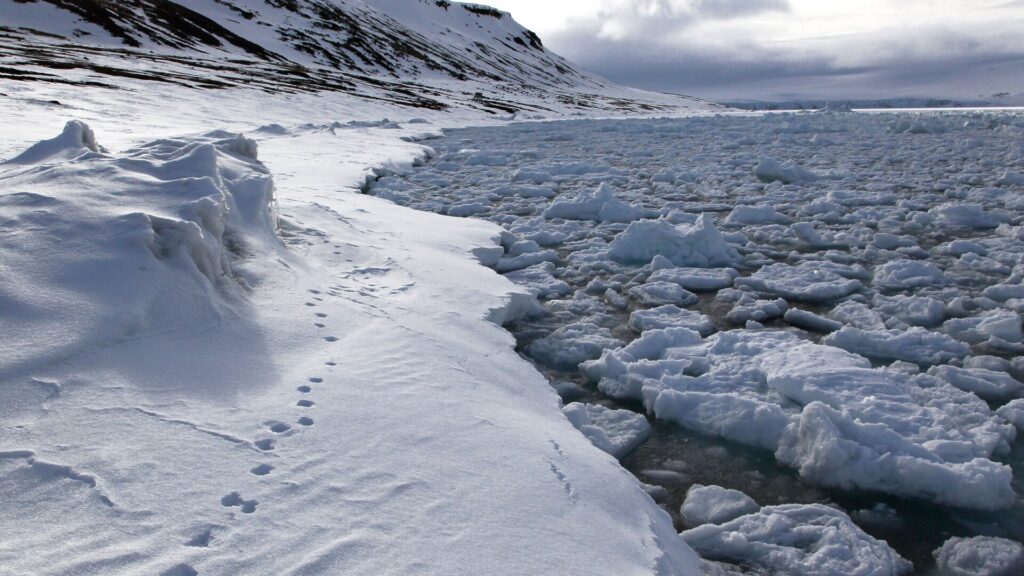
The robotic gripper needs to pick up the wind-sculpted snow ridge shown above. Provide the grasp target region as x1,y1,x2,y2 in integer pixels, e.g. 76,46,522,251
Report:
371,110,1024,571
0,0,722,115
0,120,278,378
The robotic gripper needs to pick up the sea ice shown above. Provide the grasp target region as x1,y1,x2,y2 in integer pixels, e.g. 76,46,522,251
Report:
627,281,699,307
753,156,817,184
607,215,740,267
736,262,862,303
933,536,1024,576
681,503,912,576
679,484,759,527
542,182,651,223
822,327,971,365
628,305,716,335
647,267,738,292
873,259,947,290
562,402,652,459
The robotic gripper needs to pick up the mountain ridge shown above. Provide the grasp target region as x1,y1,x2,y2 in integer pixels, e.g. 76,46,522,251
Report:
1,0,723,114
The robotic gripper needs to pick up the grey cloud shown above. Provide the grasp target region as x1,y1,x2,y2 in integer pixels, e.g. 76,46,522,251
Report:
546,18,1024,101
693,0,790,19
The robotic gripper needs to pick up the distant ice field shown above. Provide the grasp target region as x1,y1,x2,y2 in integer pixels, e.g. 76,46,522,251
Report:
371,110,1024,573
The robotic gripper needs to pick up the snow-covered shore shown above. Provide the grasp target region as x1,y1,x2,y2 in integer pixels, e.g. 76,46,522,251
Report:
0,81,708,574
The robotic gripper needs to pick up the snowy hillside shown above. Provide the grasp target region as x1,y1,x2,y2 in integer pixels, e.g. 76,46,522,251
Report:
0,0,721,114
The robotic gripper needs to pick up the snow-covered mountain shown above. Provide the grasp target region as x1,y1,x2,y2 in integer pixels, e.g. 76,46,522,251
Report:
0,0,720,114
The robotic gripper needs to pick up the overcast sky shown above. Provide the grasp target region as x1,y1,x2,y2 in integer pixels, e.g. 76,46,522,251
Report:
483,0,1024,102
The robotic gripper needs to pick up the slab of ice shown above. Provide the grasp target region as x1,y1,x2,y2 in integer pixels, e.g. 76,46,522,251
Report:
648,267,738,292
929,365,1024,402
873,259,947,290
503,262,570,300
823,327,971,365
875,295,946,327
996,399,1024,430
929,202,1001,229
562,402,651,459
943,310,1023,345
933,536,1024,576
736,262,862,303
681,503,912,576
724,204,794,225
627,281,698,307
542,182,650,223
628,305,715,335
679,484,759,527
726,296,787,325
494,249,559,272
829,300,886,330
527,322,623,369
753,156,817,184
607,215,739,267
447,201,489,217
588,328,1014,509
784,308,843,332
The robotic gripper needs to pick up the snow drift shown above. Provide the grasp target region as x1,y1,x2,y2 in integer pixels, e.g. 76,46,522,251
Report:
0,121,277,378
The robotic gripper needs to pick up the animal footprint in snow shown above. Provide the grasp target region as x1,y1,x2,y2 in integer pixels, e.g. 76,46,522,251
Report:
250,464,274,476
297,399,315,408
185,526,216,547
298,417,314,426
308,377,323,383
297,385,312,393
323,336,338,342
269,422,291,433
221,491,257,513
254,438,275,451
